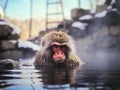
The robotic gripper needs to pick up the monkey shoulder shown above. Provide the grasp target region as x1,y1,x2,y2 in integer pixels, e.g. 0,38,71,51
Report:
68,53,83,66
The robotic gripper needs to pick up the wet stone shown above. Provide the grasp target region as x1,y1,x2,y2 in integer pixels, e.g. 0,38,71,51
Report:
0,59,19,69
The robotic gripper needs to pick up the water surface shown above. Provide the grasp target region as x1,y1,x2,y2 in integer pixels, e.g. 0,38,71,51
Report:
0,56,120,90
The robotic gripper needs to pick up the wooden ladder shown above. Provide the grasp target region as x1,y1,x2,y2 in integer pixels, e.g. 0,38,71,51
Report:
46,0,66,31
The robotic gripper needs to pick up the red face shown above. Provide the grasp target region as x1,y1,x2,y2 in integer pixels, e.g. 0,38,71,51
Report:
52,43,67,63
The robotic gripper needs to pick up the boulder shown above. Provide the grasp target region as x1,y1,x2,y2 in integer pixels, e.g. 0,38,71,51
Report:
0,19,20,40
7,34,20,40
96,5,108,13
110,25,120,36
0,59,19,69
0,24,12,38
71,8,90,20
0,40,17,50
0,50,23,60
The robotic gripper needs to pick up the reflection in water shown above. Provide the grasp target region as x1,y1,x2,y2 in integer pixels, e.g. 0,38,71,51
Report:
34,65,80,85
0,58,120,90
0,63,82,90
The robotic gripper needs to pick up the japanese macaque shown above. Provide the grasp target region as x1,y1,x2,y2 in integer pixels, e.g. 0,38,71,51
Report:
34,31,83,66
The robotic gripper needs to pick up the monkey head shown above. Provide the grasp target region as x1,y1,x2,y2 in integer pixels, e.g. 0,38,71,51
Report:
41,31,75,63
34,31,83,66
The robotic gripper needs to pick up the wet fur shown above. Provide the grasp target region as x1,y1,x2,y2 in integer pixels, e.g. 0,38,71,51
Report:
34,31,83,66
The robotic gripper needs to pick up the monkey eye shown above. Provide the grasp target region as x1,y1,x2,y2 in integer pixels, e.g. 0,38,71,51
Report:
61,45,67,51
52,45,59,48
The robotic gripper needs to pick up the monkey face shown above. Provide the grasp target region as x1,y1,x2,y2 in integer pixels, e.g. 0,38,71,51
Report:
34,31,82,66
51,42,69,63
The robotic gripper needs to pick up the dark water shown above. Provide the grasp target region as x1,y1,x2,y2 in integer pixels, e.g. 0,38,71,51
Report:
0,57,120,90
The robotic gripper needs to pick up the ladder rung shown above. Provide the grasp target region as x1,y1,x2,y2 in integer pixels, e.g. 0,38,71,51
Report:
47,13,63,15
47,21,61,24
47,2,61,5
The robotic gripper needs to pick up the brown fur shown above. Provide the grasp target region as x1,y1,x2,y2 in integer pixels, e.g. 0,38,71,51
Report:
34,31,83,66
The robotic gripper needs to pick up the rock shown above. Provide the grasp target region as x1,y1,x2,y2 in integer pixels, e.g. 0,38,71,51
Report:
28,37,40,45
71,8,90,20
0,59,19,69
0,19,20,40
105,10,120,26
0,50,23,60
7,34,20,40
0,40,17,50
0,24,12,38
110,25,120,36
17,40,40,51
96,5,108,13
68,27,88,38
0,18,39,60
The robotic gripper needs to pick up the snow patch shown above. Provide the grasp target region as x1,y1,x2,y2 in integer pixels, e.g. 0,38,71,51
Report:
9,40,17,44
18,40,40,51
90,9,96,14
79,15,93,20
111,8,118,11
107,5,112,10
72,21,88,30
94,10,107,18
0,20,7,25
111,0,115,5
9,23,21,35
107,0,115,10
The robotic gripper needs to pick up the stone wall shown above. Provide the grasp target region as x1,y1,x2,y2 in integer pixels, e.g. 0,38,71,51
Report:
0,19,40,60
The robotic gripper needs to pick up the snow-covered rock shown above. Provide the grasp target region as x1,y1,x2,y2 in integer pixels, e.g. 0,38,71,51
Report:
90,9,96,14
0,19,39,60
94,10,107,18
10,23,21,35
110,0,115,5
18,40,40,51
107,0,117,10
107,5,112,10
79,15,93,20
0,19,21,40
111,8,118,11
72,21,88,30
0,40,17,50
0,19,20,35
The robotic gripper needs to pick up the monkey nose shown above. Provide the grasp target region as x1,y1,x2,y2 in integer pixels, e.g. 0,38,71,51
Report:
56,52,63,57
54,51,64,60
